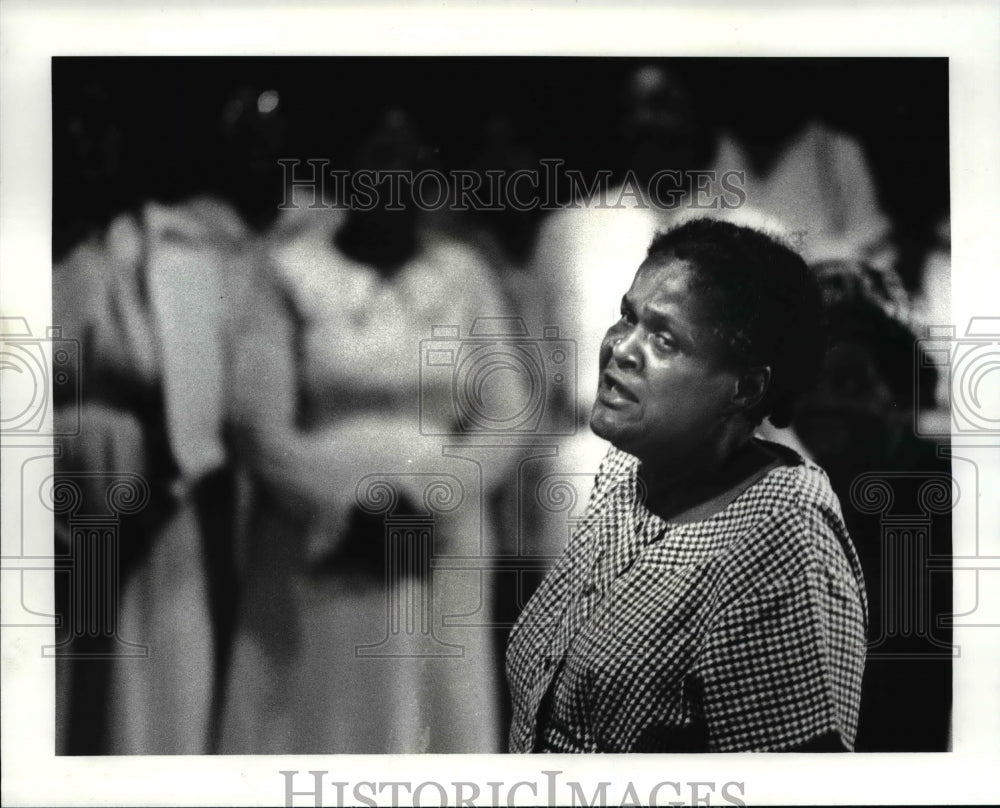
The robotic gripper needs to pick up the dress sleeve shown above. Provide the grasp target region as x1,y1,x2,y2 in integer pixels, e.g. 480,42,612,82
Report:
693,508,868,752
225,242,298,438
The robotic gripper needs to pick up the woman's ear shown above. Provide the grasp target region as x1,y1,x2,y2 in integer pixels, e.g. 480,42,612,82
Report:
732,365,771,413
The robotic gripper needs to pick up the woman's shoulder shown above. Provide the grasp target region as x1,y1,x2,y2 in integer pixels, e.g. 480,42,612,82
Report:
719,447,861,590
737,439,842,516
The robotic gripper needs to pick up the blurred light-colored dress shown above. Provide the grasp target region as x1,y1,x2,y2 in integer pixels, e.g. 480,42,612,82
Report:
54,197,293,754
709,121,896,270
218,208,520,753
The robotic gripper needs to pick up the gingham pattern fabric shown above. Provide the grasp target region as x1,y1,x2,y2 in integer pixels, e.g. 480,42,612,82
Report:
506,442,868,753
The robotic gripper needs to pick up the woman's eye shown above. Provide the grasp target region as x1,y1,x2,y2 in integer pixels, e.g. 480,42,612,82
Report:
652,332,676,351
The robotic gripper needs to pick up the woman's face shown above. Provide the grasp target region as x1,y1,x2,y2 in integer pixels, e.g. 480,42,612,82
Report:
589,257,741,467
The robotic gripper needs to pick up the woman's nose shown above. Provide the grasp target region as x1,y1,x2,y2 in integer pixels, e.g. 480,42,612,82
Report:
610,326,642,368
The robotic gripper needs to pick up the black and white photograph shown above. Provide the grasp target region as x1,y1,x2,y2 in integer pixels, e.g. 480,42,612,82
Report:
2,3,999,806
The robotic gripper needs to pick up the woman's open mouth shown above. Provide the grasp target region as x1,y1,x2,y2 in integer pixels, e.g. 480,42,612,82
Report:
597,371,640,406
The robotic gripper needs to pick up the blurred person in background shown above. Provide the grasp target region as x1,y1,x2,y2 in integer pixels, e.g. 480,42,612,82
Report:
53,81,295,754
693,71,904,457
218,108,522,753
445,114,558,706
52,81,128,262
453,113,547,327
912,215,951,410
536,64,701,413
707,72,896,272
528,64,706,545
211,83,290,232
792,259,952,751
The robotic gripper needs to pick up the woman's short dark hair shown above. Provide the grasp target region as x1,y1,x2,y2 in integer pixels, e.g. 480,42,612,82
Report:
646,217,825,428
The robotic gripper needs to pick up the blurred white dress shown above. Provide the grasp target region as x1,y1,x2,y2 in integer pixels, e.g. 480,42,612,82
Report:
218,208,519,752
709,121,896,270
54,197,292,754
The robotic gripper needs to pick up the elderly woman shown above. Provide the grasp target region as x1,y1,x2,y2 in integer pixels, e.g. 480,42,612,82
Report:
506,218,868,753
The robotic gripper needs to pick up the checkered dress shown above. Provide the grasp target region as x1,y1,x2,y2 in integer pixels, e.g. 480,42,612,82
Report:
506,443,868,753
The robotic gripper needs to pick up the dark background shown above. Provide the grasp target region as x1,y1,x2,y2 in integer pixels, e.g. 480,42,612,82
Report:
53,56,949,284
